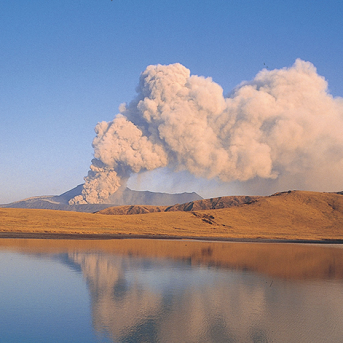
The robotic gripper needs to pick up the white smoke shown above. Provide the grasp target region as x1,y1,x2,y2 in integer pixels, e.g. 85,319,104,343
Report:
70,59,343,204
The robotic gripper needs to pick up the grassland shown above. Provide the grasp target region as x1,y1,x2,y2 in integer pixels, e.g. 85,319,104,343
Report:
1,190,343,242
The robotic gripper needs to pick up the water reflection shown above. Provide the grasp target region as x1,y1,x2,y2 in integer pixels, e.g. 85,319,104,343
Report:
1,239,343,342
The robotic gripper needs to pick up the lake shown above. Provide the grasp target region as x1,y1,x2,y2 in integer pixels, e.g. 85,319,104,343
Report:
1,238,343,343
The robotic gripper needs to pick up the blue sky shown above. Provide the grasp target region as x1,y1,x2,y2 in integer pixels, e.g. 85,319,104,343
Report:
1,0,342,203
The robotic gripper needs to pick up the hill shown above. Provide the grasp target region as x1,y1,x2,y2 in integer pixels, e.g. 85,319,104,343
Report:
97,195,260,215
1,190,343,241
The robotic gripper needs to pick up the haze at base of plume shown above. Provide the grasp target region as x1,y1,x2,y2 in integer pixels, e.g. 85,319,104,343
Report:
127,167,343,200
69,59,343,204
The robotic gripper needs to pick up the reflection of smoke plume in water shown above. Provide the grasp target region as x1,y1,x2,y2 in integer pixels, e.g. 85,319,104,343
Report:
67,248,343,342
70,59,343,204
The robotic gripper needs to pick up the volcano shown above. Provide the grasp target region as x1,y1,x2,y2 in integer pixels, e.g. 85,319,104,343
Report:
1,185,202,213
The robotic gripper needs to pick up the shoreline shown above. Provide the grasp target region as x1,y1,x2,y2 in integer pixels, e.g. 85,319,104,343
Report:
1,231,343,244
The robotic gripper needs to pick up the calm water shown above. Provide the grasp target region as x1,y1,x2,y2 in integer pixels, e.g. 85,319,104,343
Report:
1,239,343,343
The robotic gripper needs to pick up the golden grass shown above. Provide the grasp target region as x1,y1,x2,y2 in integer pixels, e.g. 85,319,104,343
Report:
1,190,343,241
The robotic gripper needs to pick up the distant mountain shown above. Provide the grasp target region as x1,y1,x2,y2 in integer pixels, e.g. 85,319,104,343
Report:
106,187,202,206
0,184,202,213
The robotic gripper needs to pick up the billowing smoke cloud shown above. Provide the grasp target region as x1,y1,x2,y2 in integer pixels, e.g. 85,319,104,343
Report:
69,59,343,204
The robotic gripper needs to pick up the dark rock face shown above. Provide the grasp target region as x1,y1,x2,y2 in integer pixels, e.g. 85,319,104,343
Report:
1,184,203,212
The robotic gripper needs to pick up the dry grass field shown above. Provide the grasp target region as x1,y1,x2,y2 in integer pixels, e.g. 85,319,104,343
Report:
1,190,343,241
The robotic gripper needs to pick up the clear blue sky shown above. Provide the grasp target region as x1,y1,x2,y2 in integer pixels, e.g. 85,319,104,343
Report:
1,0,342,203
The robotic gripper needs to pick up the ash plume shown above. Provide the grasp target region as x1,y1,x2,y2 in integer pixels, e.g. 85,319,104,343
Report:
69,59,343,204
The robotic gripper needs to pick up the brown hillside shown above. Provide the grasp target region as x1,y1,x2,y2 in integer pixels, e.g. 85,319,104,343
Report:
193,190,343,240
97,195,260,215
166,195,260,211
98,205,167,215
0,190,343,241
